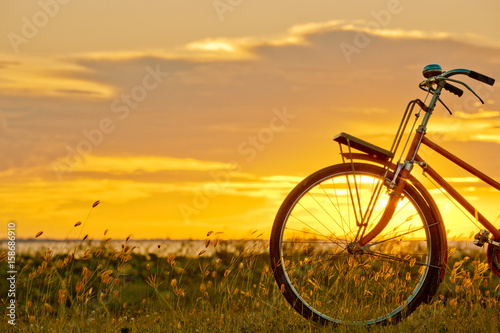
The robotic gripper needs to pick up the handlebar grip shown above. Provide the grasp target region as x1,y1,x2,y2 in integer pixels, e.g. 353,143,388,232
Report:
443,82,463,97
469,70,495,86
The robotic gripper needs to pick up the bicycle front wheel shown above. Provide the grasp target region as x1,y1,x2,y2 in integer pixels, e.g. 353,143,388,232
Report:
270,163,443,325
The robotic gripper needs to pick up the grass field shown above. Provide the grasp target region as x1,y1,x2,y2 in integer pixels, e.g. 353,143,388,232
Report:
3,234,500,332
3,206,500,333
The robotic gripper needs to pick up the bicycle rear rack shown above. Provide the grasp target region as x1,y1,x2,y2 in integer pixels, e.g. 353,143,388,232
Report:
334,133,393,161
334,99,426,166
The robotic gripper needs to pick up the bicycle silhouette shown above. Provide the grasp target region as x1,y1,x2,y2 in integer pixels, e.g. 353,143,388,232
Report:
270,64,496,325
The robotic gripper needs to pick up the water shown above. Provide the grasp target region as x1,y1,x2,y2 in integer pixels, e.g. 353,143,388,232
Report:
0,238,269,258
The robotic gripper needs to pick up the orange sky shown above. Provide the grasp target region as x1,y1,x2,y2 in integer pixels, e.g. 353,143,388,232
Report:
1,1,500,240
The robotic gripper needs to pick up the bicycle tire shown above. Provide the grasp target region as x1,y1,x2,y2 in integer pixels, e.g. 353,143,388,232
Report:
270,163,443,325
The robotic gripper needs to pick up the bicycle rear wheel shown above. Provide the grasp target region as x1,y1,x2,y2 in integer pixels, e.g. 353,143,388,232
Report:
270,163,443,325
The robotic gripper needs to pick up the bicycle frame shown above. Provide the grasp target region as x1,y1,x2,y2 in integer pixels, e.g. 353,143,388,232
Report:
357,115,500,247
414,136,500,239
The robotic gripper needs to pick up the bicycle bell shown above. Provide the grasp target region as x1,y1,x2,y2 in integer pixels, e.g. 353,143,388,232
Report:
422,64,443,78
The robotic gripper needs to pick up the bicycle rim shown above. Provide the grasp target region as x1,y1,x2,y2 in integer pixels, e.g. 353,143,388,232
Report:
270,164,441,325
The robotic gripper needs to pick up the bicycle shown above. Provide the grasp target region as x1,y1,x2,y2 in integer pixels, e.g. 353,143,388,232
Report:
269,64,497,325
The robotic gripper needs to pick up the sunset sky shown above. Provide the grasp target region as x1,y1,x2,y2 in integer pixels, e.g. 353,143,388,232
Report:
1,0,500,240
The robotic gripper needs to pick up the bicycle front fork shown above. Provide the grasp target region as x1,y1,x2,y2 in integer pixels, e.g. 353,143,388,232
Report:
356,175,407,247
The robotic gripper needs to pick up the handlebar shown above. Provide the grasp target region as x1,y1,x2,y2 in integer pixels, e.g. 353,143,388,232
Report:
440,67,495,86
469,70,495,86
419,64,495,110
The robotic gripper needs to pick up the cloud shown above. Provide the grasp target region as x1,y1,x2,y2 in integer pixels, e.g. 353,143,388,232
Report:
67,155,236,174
2,22,500,180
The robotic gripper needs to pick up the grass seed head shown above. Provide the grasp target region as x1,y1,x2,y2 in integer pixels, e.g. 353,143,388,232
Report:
74,221,82,227
167,254,175,264
58,289,66,304
35,231,43,238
